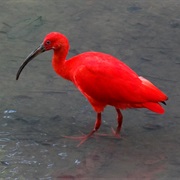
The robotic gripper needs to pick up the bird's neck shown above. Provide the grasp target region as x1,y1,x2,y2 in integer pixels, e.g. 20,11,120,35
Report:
52,46,72,81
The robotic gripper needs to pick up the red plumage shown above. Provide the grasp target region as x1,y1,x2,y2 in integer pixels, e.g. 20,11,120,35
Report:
58,51,167,113
16,32,168,146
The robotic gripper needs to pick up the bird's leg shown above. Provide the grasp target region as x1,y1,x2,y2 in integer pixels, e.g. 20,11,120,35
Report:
63,113,102,146
77,112,102,146
111,108,123,137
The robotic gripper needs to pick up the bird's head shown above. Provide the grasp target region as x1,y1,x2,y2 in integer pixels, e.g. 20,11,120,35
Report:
43,32,69,51
16,32,69,80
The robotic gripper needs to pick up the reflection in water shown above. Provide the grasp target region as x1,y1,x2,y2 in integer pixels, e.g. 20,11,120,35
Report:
3,109,16,120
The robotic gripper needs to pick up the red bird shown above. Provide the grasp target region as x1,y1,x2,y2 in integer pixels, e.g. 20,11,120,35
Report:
16,32,168,145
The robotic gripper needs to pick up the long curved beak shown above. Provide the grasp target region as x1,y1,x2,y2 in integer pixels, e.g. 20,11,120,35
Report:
16,43,46,80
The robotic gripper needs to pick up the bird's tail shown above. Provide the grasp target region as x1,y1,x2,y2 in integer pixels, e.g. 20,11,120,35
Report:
142,102,165,114
139,76,168,114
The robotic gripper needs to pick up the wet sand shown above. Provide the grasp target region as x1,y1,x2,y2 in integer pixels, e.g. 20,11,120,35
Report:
0,0,180,179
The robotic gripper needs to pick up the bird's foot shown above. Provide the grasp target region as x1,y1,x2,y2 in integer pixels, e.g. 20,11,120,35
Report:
111,127,121,138
63,130,96,147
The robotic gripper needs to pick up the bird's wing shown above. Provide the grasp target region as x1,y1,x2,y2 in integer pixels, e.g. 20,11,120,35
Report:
72,58,144,104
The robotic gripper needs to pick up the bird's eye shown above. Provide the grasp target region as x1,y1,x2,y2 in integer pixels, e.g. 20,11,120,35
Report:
46,40,51,45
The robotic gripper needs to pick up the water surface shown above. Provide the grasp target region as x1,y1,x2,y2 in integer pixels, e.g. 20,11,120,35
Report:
0,0,179,179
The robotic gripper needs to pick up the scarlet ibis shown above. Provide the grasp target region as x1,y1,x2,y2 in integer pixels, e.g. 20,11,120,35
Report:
16,32,168,145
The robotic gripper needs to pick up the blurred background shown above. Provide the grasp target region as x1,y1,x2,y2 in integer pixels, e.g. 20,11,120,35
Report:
0,0,179,179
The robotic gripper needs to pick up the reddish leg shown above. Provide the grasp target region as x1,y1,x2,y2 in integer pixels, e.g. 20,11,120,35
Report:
112,108,123,137
64,113,102,147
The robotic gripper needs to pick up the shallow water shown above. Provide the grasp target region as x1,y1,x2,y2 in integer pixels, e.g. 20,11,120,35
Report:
0,0,180,179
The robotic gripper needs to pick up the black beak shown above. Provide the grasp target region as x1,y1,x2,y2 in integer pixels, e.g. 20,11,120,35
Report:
16,43,46,80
